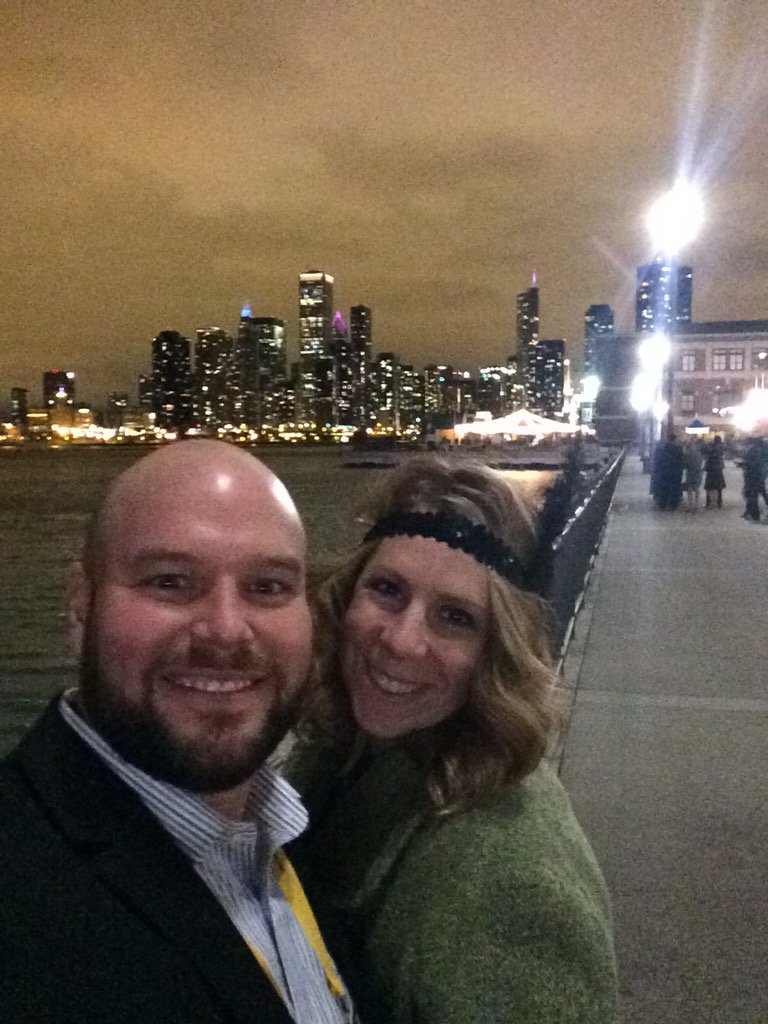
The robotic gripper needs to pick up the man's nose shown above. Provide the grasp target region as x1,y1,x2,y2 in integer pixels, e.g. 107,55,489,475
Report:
191,580,252,647
379,606,429,658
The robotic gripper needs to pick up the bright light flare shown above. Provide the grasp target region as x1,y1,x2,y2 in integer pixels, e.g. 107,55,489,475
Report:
732,387,768,433
638,334,672,371
653,398,670,422
646,179,704,255
581,375,601,403
630,373,658,413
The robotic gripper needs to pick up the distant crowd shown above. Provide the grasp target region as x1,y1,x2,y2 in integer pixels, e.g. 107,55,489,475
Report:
650,434,768,521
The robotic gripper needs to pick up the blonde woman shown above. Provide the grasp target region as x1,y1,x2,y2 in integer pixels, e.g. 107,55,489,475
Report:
288,457,618,1024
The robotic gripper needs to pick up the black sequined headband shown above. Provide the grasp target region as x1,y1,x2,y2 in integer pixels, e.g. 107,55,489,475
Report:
362,510,525,587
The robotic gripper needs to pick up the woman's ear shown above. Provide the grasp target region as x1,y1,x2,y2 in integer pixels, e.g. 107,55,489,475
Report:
65,561,90,657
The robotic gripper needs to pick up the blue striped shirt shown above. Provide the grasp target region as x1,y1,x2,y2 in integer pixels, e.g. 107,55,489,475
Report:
59,692,355,1024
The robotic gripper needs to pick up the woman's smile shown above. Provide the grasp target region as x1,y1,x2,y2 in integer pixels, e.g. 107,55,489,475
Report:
342,535,489,739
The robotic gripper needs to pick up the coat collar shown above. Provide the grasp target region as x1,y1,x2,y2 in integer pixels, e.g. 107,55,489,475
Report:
295,742,433,910
10,697,292,1024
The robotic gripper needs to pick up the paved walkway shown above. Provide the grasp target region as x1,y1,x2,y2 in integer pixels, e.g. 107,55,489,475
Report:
560,454,767,1024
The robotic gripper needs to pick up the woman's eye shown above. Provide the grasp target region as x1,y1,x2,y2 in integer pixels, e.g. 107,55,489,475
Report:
365,576,401,601
439,605,476,631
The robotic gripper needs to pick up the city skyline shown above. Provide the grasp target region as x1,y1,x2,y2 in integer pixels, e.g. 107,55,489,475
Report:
4,1,768,403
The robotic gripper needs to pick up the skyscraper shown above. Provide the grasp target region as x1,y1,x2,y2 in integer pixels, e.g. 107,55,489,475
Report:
138,375,153,411
43,370,76,410
42,370,76,428
423,364,461,425
106,392,129,429
584,305,614,376
636,257,693,332
10,387,28,430
331,310,353,425
298,271,334,425
195,326,234,431
477,366,514,417
529,339,565,416
516,279,539,406
349,304,372,426
370,352,399,430
237,314,286,427
151,330,192,432
398,364,424,433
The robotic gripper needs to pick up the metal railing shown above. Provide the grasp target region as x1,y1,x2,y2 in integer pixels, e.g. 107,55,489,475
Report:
535,448,626,660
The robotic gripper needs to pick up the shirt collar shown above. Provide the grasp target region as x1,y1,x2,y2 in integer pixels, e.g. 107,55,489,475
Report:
59,690,308,864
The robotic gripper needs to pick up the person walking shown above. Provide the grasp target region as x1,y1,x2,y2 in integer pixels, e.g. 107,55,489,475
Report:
704,435,726,509
682,437,704,512
651,433,684,510
742,436,768,522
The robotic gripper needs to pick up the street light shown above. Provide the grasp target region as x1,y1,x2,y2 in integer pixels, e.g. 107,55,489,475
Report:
632,334,672,470
581,374,601,404
646,179,704,257
645,178,704,438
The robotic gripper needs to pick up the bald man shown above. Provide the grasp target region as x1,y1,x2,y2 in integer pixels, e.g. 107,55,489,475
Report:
0,442,356,1024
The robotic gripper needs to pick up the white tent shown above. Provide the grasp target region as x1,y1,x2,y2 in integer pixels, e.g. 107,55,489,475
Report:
454,409,579,439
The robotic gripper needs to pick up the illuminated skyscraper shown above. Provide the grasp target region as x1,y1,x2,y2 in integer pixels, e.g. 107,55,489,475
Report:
151,330,192,432
138,375,153,411
331,310,353,424
10,387,28,429
370,352,399,430
636,258,692,332
106,392,129,429
349,304,372,425
477,366,514,417
398,364,424,433
423,364,462,426
529,339,565,416
42,369,76,428
516,278,539,406
584,305,614,376
195,326,235,431
237,313,286,427
43,370,76,410
298,271,334,425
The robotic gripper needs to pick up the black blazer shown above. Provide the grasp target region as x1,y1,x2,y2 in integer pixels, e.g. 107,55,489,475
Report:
0,699,293,1024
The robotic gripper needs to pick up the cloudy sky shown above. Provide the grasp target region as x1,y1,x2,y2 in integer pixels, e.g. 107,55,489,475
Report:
3,0,768,404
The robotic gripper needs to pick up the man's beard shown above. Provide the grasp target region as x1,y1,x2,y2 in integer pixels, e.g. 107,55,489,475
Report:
77,619,304,795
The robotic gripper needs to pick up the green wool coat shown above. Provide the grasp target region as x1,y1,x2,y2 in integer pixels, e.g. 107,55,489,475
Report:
287,741,619,1024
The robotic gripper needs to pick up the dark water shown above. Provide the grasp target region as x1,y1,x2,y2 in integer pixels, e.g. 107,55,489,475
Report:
0,446,551,754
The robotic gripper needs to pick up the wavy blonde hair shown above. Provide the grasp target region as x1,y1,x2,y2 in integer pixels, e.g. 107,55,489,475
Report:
306,455,561,813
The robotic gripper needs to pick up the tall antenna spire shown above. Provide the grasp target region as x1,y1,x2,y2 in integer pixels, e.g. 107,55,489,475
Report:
532,271,537,287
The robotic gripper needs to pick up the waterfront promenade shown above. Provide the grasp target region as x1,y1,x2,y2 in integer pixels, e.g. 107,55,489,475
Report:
560,454,767,1023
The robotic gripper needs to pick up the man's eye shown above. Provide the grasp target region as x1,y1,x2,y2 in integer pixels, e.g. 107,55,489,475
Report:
141,574,192,596
247,578,293,598
140,573,195,598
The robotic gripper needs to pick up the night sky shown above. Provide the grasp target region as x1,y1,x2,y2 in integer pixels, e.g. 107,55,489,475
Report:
4,0,768,404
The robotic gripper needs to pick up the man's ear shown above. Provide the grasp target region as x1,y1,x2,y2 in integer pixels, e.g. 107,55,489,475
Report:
66,561,90,657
